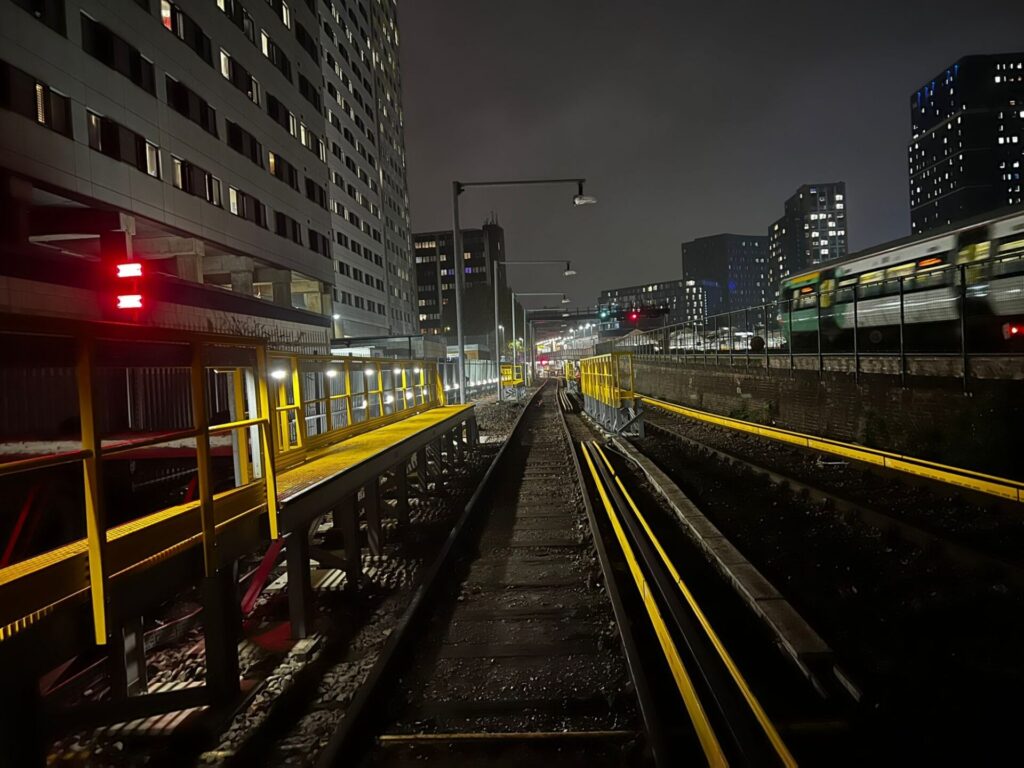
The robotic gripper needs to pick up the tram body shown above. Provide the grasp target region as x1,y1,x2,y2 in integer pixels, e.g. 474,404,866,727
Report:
779,207,1024,350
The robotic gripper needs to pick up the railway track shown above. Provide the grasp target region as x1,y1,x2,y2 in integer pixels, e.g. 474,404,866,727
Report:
315,382,645,766
245,382,855,766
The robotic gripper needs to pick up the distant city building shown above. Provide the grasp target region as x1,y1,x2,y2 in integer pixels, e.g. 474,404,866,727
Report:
681,233,769,310
909,53,1024,234
413,217,513,356
597,279,712,329
768,183,848,288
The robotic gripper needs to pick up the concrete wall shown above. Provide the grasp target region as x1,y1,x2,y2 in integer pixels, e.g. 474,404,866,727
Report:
633,359,1023,480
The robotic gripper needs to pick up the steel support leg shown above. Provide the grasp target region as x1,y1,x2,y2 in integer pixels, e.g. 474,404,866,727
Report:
395,461,410,529
364,478,382,556
110,616,148,697
341,494,361,588
286,527,314,639
416,447,429,493
202,562,241,704
467,416,479,446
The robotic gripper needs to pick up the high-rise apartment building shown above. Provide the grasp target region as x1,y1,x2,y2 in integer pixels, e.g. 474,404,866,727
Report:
681,233,769,311
0,0,415,339
909,53,1024,234
767,183,848,289
413,218,514,354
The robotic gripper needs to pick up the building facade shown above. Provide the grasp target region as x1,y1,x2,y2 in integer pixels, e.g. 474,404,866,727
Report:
768,183,848,289
681,233,769,312
413,218,514,356
597,279,711,330
0,0,415,340
909,53,1024,235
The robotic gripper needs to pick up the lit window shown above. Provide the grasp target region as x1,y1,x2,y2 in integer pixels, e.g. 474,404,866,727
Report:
145,142,159,177
220,49,231,78
228,187,239,215
34,83,45,124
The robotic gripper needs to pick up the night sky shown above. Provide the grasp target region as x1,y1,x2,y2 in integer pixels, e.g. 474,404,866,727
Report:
399,1,1024,314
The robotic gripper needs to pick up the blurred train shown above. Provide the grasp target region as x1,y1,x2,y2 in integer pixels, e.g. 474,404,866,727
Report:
779,206,1024,351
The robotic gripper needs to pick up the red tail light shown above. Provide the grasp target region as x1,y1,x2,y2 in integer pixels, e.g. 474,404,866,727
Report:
1003,322,1023,340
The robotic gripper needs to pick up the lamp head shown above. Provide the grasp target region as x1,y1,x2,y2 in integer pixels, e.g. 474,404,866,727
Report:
563,261,577,277
573,181,597,206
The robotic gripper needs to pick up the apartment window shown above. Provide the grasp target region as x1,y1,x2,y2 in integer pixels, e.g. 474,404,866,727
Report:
259,30,292,81
165,76,217,136
86,111,159,177
170,156,219,205
11,0,67,36
298,73,321,110
268,151,299,189
305,177,327,208
226,120,263,166
308,228,329,257
81,15,156,94
0,61,73,137
160,1,212,66
266,92,294,132
295,22,318,63
227,186,267,226
274,211,302,243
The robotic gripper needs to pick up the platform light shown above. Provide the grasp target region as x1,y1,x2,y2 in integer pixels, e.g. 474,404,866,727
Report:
332,313,341,320
413,367,421,374
563,261,577,277
364,367,376,376
270,369,288,380
384,394,394,404
405,390,414,399
393,367,402,375
325,368,339,378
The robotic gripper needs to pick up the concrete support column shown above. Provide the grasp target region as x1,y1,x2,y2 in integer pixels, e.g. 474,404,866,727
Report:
364,478,382,556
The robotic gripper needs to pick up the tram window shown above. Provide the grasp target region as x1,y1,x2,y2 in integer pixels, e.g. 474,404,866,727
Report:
857,271,884,299
995,239,1024,277
835,279,856,304
910,267,949,290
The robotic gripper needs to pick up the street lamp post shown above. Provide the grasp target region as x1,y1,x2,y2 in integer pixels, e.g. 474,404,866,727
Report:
451,177,595,403
492,259,575,399
514,292,572,385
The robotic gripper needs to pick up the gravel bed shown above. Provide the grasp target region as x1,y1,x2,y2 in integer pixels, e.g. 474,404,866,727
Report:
647,409,1024,561
635,428,1024,760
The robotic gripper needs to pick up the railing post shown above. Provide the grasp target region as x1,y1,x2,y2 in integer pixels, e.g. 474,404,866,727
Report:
727,310,733,365
852,287,860,385
76,336,109,646
714,314,719,365
763,304,771,376
744,308,750,367
898,276,907,388
190,342,218,577
787,299,794,372
291,355,307,448
959,264,969,394
255,345,279,540
816,290,823,379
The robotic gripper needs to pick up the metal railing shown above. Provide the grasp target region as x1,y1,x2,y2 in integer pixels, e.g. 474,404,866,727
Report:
0,317,448,646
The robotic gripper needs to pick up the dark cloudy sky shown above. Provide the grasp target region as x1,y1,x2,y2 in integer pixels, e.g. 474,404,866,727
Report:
399,1,1024,312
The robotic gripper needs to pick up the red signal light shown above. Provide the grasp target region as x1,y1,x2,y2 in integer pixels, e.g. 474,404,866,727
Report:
1004,322,1023,340
116,262,143,278
115,260,144,312
628,311,639,322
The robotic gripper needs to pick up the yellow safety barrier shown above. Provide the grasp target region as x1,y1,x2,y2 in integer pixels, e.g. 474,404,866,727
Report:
642,396,1024,504
500,363,524,387
0,315,447,646
579,353,635,409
